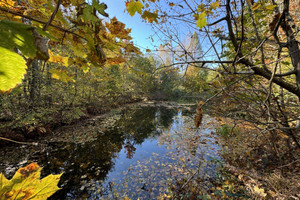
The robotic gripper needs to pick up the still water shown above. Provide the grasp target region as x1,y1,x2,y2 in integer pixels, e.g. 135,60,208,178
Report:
0,105,222,199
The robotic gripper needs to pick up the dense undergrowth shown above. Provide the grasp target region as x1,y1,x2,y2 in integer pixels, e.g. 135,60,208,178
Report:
216,119,300,199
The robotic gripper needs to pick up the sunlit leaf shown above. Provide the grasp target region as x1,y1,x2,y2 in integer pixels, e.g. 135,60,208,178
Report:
210,1,220,10
196,12,207,29
0,47,26,92
265,4,276,10
49,69,74,83
0,163,62,200
127,1,144,16
0,20,36,58
252,3,261,10
49,51,69,66
253,186,267,197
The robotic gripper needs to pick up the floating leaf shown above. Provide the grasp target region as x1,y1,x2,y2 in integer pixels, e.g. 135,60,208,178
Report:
0,163,62,200
127,1,144,16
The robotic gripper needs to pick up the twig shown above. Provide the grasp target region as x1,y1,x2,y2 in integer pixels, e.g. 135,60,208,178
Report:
278,159,300,168
43,0,61,31
0,136,38,145
0,7,86,41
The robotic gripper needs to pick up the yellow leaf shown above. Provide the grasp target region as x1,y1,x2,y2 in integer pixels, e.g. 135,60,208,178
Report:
265,5,276,10
253,186,267,197
252,3,261,11
49,69,75,83
0,163,62,200
169,3,175,6
211,1,220,10
196,12,207,29
49,51,69,66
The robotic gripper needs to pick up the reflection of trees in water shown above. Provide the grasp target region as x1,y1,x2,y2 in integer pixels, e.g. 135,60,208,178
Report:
157,107,178,127
36,106,178,199
124,140,136,159
42,130,124,199
118,107,178,143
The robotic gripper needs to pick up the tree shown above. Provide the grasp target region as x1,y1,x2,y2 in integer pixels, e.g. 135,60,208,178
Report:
125,0,300,148
0,0,140,93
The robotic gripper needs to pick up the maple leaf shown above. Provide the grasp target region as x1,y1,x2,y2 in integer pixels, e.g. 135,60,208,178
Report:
49,69,75,83
0,163,62,200
105,17,132,39
49,51,69,66
127,1,144,16
141,10,159,23
107,56,125,65
196,12,207,29
210,1,220,10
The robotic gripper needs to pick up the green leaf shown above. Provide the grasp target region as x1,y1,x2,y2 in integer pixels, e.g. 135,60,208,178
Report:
196,12,207,29
0,20,37,58
0,47,27,92
81,6,99,23
0,163,61,200
281,61,290,66
127,1,144,16
94,1,109,17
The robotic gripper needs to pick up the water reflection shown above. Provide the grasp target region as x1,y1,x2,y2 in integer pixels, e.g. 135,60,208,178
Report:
0,105,220,199
42,106,178,199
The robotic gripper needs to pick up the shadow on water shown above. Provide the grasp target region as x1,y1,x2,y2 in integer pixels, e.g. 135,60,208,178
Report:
0,105,221,199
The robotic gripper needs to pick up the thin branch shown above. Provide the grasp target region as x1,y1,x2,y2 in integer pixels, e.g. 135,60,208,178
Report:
274,69,296,76
0,136,38,145
43,0,61,31
0,7,86,41
207,17,227,26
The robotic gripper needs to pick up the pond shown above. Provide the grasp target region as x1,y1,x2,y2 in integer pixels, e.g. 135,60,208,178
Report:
0,104,222,199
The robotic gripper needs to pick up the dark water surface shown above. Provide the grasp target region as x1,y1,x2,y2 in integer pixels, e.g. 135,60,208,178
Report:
0,105,222,199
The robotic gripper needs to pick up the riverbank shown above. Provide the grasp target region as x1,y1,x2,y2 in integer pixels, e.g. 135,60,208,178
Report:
0,95,144,147
216,118,300,199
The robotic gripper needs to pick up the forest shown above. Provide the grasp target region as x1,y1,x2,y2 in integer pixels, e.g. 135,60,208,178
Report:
0,0,299,199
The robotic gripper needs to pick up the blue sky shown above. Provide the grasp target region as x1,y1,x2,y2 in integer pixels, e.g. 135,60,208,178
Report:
104,0,159,51
102,0,221,62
